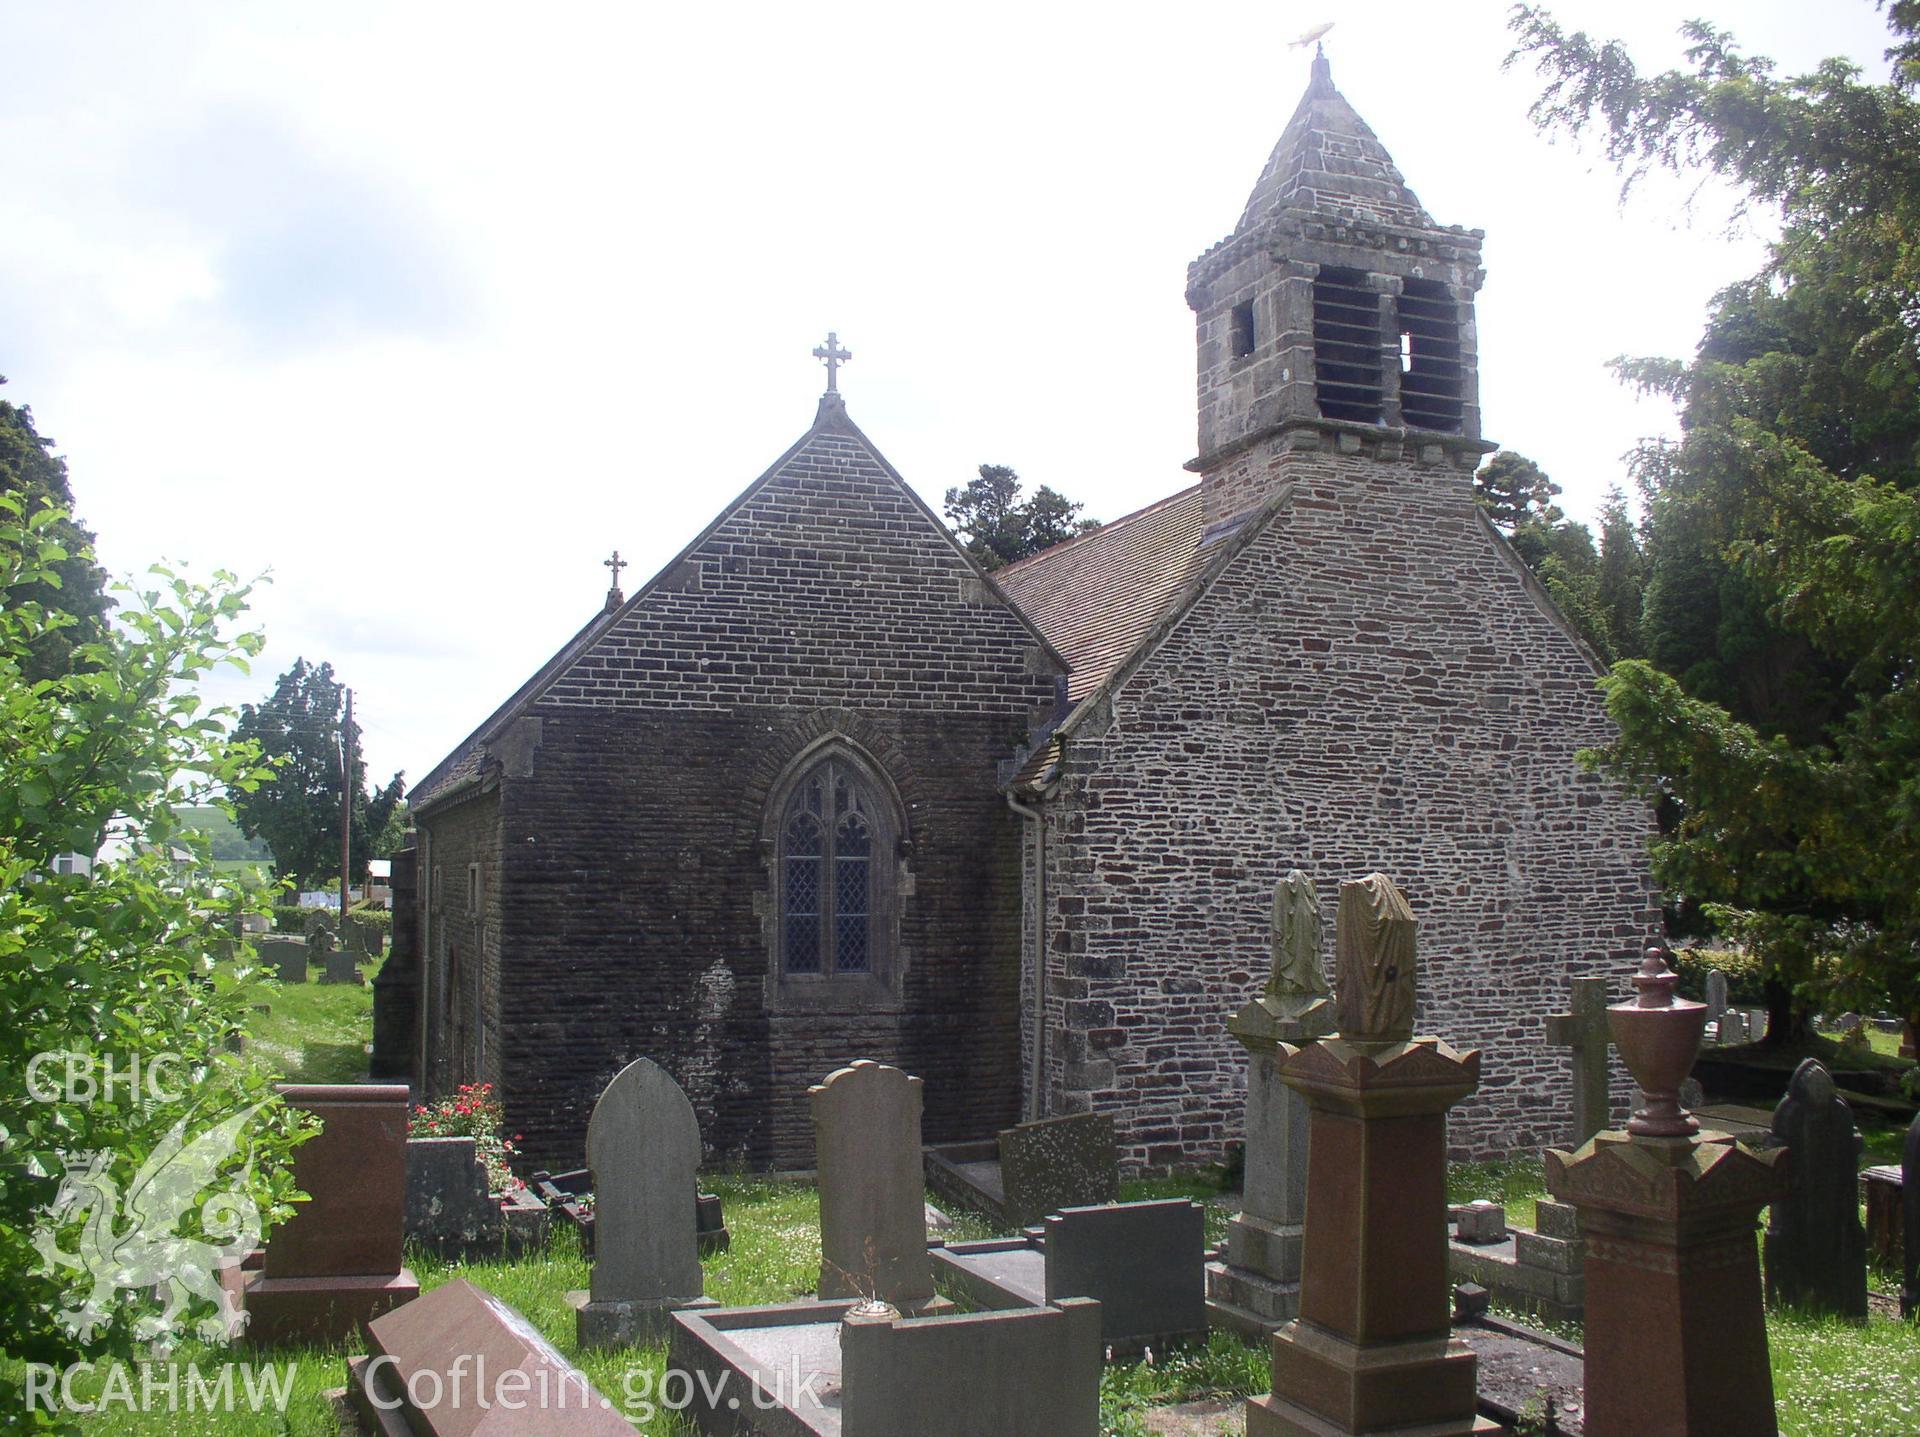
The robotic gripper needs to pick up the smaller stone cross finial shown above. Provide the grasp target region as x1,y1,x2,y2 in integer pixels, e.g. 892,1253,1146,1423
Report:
603,550,628,613
1545,977,1613,1148
813,332,852,393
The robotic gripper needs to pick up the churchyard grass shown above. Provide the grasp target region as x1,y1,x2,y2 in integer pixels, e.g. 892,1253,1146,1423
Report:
17,1166,1920,1434
1446,1155,1545,1233
237,969,375,1084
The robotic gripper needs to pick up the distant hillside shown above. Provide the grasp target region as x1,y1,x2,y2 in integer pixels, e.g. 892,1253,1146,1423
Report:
174,805,273,863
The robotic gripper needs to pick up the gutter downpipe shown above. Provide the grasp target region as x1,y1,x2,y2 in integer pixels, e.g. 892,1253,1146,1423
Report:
1007,781,1054,1122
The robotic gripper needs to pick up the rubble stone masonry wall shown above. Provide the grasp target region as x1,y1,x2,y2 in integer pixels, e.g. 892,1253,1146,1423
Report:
1037,435,1658,1171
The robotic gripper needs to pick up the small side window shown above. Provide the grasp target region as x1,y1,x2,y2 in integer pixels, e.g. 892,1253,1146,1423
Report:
1230,300,1256,360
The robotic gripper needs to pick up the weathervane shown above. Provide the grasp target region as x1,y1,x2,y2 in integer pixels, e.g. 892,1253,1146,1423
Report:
813,332,851,394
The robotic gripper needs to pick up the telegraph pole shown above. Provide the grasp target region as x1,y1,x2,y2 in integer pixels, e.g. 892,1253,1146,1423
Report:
340,687,354,917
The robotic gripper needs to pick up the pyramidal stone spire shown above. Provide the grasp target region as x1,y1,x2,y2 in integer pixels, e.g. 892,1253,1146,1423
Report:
1236,50,1432,233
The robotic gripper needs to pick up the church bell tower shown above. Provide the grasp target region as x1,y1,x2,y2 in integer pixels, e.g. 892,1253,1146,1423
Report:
1187,50,1491,524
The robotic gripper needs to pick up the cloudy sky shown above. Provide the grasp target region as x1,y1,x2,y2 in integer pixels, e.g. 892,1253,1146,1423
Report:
0,2,1896,789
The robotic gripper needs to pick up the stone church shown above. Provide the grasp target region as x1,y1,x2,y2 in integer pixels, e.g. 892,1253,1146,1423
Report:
402,54,1656,1172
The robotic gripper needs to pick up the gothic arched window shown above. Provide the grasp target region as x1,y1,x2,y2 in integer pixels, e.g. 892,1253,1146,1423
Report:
774,749,897,984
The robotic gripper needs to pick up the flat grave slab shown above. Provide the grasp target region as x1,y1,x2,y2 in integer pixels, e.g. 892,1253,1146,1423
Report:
1453,1313,1585,1436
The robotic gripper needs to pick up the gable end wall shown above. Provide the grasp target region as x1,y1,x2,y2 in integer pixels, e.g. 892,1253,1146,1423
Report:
1038,441,1658,1171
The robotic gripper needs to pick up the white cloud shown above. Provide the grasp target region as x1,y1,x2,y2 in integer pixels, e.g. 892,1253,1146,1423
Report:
0,0,1897,785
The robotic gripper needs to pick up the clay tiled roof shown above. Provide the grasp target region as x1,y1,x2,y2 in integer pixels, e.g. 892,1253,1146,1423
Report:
995,485,1207,701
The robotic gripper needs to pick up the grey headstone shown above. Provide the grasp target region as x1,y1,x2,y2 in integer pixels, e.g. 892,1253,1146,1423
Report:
1746,1007,1769,1041
321,943,363,985
1044,1199,1206,1350
1765,1058,1867,1319
1903,1111,1920,1318
998,1112,1120,1228
404,1137,504,1257
1705,970,1728,1030
813,1060,938,1310
259,936,308,984
574,1056,705,1346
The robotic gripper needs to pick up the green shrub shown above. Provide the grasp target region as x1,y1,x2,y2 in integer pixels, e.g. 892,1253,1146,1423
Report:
347,904,392,933
0,499,312,1389
1671,945,1767,1005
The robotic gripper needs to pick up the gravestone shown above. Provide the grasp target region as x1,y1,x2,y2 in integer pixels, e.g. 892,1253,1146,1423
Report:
1704,969,1728,1040
1746,1006,1769,1041
348,1278,633,1435
812,1059,944,1313
1045,1199,1205,1351
1904,1110,1920,1318
321,931,364,986
998,1112,1120,1228
931,1199,1207,1355
1208,868,1335,1335
571,1057,712,1348
671,1295,1101,1437
242,1084,418,1347
1545,976,1612,1147
405,1137,507,1259
1716,1009,1746,1045
1549,951,1786,1435
1765,1058,1868,1319
259,936,307,984
1247,873,1492,1437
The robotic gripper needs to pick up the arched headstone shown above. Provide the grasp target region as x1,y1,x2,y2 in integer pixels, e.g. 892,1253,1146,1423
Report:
812,1060,942,1312
1765,1058,1867,1319
572,1057,710,1347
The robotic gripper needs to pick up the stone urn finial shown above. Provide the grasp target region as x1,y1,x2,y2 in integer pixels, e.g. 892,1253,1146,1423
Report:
1609,947,1706,1139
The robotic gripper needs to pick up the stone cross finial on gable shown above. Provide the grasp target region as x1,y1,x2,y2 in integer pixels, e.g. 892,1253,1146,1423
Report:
1545,976,1612,1148
813,332,851,393
603,550,627,612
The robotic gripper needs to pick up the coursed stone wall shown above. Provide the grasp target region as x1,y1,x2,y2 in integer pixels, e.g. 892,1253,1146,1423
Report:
426,410,1063,1171
1035,434,1658,1171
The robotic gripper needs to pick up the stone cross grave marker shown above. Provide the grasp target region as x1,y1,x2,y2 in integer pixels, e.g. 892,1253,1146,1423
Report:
1544,976,1612,1148
572,1057,709,1347
812,1059,942,1312
1765,1057,1868,1319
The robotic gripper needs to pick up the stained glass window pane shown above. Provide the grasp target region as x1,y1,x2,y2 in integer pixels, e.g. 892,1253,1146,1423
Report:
783,812,823,974
834,813,870,972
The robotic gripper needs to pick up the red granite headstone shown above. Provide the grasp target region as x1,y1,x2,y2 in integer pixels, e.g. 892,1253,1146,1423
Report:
348,1279,633,1435
242,1084,419,1347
